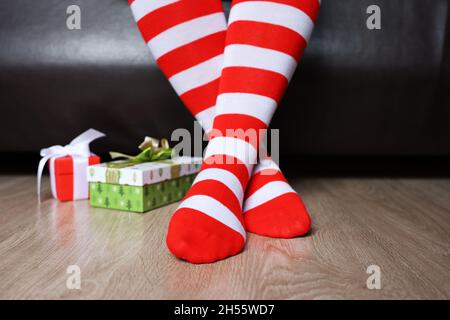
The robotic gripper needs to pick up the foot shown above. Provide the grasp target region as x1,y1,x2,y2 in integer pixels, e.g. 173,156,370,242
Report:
243,159,311,238
167,138,252,263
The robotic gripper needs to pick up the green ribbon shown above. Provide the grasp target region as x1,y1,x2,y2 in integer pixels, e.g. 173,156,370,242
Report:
107,137,173,168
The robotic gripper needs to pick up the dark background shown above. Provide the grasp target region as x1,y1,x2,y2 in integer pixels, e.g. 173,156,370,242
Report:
0,0,449,174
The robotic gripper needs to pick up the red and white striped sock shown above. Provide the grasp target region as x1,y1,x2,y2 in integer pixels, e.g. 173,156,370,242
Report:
129,0,319,262
244,159,311,238
129,0,226,132
227,0,320,238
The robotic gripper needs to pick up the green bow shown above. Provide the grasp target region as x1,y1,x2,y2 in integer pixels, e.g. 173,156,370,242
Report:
107,137,173,168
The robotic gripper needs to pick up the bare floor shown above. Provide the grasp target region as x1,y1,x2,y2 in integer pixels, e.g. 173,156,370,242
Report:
0,175,449,299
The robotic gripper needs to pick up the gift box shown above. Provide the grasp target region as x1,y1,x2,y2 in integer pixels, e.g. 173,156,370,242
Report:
37,129,106,202
49,155,100,201
87,157,202,213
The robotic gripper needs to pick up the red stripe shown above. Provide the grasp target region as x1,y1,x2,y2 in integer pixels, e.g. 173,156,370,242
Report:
244,193,307,233
245,170,286,197
128,0,134,5
201,155,250,187
184,180,245,225
231,0,320,22
88,155,101,166
213,114,268,150
226,21,306,61
157,31,225,78
53,156,74,201
137,1,224,43
218,67,288,103
180,78,220,116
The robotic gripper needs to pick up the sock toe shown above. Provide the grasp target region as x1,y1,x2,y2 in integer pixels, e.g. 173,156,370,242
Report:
244,193,311,238
167,208,246,264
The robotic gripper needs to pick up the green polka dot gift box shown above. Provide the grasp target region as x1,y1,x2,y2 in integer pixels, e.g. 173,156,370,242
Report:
87,157,202,213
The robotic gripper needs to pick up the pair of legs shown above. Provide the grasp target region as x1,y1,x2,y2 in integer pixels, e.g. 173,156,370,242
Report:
129,0,320,263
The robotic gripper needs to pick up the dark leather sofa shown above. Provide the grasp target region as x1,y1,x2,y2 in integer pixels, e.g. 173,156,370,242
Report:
1,0,449,160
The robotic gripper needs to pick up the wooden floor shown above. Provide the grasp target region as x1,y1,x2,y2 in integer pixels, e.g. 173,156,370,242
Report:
0,175,449,299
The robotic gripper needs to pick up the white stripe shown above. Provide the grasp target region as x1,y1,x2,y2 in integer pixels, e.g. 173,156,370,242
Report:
131,0,179,21
223,44,297,81
216,93,277,126
253,158,280,174
49,157,58,199
195,106,215,134
169,55,223,95
228,1,315,42
148,13,227,59
244,180,296,212
204,136,258,176
193,168,244,205
178,195,246,239
72,156,89,200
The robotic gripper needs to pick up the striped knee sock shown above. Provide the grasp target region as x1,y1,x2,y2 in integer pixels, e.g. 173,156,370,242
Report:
129,0,226,132
231,0,320,238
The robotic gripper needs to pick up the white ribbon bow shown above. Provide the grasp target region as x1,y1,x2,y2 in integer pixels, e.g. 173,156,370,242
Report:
37,128,105,200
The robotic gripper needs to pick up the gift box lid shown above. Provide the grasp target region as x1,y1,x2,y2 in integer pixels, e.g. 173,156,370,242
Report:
87,156,202,187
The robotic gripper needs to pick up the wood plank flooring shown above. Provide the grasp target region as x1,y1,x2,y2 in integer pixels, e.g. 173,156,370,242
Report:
0,175,449,299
